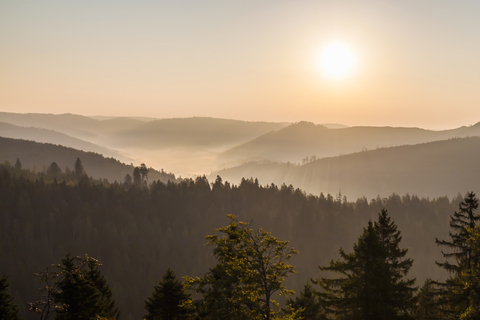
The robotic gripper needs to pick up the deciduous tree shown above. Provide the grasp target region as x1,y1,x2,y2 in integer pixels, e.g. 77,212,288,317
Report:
185,215,298,320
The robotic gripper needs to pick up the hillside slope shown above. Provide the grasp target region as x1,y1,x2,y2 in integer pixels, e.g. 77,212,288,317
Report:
0,122,132,163
218,121,480,164
213,137,480,200
0,137,175,183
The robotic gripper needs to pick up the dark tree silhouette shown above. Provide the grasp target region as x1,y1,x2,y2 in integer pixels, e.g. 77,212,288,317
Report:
314,209,415,319
14,158,21,171
0,275,22,320
435,191,480,317
144,268,190,320
74,157,85,180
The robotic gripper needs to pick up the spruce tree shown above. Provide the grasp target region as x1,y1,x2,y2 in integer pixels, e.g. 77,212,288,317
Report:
84,258,120,319
436,191,479,272
14,158,21,171
144,268,190,320
74,158,85,180
0,275,22,320
54,254,101,320
314,209,415,320
374,209,416,316
413,279,441,320
284,284,325,320
435,192,480,317
30,254,118,320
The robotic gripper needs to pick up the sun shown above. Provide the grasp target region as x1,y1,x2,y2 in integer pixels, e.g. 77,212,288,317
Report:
317,42,357,80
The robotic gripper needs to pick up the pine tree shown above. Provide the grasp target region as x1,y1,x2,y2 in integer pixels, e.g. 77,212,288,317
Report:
84,258,120,319
284,284,326,320
414,279,441,320
0,275,22,320
30,254,118,320
374,209,416,316
133,167,142,187
435,192,480,317
314,209,415,320
144,268,190,320
14,158,21,171
436,192,479,272
54,254,101,320
74,158,85,180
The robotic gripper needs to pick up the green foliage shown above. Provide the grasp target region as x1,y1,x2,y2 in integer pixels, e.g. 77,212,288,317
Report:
144,268,190,320
314,209,416,320
185,215,298,320
0,275,22,320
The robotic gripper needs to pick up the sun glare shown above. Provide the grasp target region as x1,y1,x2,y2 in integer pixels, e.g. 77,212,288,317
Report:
317,42,357,80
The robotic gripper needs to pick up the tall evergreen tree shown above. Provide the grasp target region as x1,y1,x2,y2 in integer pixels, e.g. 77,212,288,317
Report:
144,268,190,320
84,258,120,320
314,209,415,320
54,254,101,320
14,158,21,171
414,279,441,320
133,167,142,187
0,275,22,320
435,192,480,317
374,209,416,315
436,191,480,272
30,254,118,320
74,157,85,180
284,284,326,320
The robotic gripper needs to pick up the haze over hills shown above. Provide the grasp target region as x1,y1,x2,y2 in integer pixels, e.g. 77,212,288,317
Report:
212,136,480,200
107,117,289,149
0,137,175,183
0,113,290,176
2,112,480,180
218,121,480,165
0,122,133,163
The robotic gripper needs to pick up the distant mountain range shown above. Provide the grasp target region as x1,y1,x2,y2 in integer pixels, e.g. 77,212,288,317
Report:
0,113,290,175
217,121,480,165
212,136,480,200
2,112,480,199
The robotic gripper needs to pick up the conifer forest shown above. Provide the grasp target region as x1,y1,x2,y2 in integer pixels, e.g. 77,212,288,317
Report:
1,158,480,320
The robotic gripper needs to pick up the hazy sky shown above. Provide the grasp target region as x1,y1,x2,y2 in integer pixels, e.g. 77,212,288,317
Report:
1,0,479,130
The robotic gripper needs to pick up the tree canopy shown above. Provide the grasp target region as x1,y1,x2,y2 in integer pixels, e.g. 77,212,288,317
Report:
185,215,298,320
314,209,416,320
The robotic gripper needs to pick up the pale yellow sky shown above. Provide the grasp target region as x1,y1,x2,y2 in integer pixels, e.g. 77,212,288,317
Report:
1,0,479,130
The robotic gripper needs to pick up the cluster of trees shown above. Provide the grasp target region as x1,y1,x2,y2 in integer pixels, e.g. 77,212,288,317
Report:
0,160,471,319
3,194,477,319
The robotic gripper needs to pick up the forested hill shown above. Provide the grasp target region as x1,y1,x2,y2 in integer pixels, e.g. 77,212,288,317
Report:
213,136,480,200
0,163,460,319
0,136,175,183
218,121,480,164
0,122,132,163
